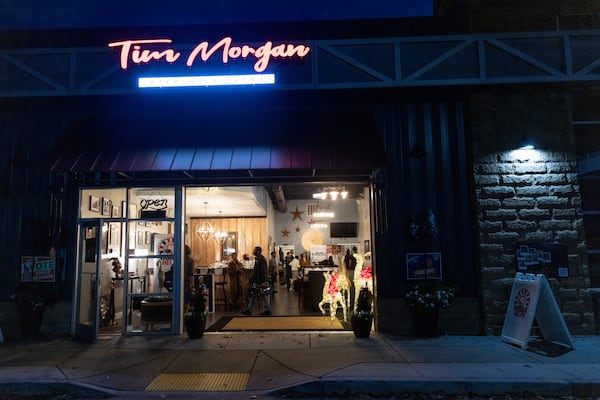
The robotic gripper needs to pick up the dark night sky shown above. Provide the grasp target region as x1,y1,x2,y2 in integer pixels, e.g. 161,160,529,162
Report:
0,1,432,30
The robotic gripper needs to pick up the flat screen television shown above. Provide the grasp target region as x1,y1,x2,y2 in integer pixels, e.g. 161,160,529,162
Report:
330,222,358,238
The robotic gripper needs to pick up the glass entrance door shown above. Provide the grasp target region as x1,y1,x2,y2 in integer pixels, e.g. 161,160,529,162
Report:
74,221,105,340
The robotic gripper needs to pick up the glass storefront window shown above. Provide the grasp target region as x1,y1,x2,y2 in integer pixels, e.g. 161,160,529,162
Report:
124,188,176,333
80,188,127,219
77,187,178,336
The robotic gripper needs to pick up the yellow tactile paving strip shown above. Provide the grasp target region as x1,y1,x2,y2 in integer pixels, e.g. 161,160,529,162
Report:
146,373,249,391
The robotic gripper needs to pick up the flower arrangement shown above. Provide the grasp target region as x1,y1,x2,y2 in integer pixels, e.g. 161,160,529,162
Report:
185,285,208,320
184,287,208,338
405,281,456,309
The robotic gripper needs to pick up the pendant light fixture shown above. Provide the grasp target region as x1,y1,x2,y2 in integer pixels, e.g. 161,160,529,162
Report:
312,186,349,201
195,201,214,241
214,211,228,244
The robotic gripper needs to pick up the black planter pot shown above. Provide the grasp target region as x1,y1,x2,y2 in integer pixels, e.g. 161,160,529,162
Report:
350,315,373,338
412,305,440,338
185,316,206,339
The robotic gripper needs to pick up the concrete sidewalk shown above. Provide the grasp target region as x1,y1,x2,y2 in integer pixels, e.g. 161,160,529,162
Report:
0,333,599,399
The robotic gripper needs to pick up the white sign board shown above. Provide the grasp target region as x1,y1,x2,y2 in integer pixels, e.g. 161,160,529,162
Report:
21,256,56,282
310,245,328,263
502,273,573,350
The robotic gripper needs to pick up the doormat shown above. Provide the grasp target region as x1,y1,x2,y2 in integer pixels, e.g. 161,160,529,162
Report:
207,315,346,331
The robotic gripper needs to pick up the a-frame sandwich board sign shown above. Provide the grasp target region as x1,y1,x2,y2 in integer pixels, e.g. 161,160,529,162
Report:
501,273,573,350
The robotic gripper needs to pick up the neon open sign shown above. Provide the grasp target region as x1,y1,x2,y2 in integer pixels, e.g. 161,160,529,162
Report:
108,37,311,73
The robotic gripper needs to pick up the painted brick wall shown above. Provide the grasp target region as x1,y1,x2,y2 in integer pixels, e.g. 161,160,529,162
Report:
470,87,594,335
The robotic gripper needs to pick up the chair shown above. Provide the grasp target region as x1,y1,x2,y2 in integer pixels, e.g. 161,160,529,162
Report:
212,269,228,311
163,270,173,293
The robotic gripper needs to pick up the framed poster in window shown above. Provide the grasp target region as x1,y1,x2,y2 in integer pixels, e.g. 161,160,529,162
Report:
101,198,112,216
89,196,100,213
109,223,120,246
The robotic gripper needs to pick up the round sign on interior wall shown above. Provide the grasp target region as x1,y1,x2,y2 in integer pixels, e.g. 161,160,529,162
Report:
301,229,324,251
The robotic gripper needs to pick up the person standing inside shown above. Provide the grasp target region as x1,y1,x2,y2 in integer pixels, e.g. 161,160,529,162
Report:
345,247,358,309
227,252,244,311
242,246,271,316
284,250,294,290
268,251,279,289
184,245,195,302
289,255,300,291
299,252,311,267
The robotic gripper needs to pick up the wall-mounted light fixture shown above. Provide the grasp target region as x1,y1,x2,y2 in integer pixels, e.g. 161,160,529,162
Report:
312,186,348,200
517,134,535,150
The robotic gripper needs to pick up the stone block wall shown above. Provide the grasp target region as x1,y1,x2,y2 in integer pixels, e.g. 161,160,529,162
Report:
470,87,594,335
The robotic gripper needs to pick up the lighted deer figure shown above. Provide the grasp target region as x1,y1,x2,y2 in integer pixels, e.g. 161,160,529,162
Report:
318,271,348,321
354,259,373,313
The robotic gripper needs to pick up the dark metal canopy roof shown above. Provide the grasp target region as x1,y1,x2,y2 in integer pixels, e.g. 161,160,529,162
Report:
50,108,386,181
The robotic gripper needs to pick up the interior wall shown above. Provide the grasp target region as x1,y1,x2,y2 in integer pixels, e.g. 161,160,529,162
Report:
189,217,267,266
274,197,367,257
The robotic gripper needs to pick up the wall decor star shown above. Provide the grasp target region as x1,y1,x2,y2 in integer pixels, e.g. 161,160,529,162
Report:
281,229,290,237
290,206,304,221
295,226,301,232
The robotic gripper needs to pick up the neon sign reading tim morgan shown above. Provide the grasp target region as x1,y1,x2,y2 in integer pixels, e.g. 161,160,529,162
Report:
108,37,311,73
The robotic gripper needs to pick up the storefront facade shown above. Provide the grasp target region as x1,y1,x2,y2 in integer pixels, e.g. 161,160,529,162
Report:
2,4,600,338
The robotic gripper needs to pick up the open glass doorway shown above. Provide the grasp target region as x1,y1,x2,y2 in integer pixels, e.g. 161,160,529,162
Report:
73,220,105,340
74,183,373,335
185,184,374,332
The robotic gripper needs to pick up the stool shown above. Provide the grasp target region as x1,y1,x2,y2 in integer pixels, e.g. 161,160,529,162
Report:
214,280,228,310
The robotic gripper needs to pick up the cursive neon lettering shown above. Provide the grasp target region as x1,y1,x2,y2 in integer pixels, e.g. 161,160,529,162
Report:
241,45,255,58
140,199,168,210
110,37,310,73
108,39,180,69
187,37,231,66
132,46,180,65
229,46,241,58
253,41,272,72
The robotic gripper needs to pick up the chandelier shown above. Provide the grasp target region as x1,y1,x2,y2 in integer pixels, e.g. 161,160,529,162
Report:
213,211,228,244
312,186,348,201
195,202,214,241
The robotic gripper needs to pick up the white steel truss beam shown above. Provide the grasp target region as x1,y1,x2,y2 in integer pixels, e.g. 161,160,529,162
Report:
1,30,600,97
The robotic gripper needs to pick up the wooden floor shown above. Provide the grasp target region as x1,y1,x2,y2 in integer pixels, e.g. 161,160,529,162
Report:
205,283,323,327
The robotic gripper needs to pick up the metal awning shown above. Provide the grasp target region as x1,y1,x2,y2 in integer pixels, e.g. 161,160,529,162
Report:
51,144,384,172
49,108,387,180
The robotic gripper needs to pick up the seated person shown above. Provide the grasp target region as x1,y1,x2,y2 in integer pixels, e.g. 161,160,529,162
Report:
318,256,335,266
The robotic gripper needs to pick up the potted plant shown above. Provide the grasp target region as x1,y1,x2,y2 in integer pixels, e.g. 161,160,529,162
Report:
350,286,374,338
184,287,208,339
13,282,57,339
405,280,455,338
